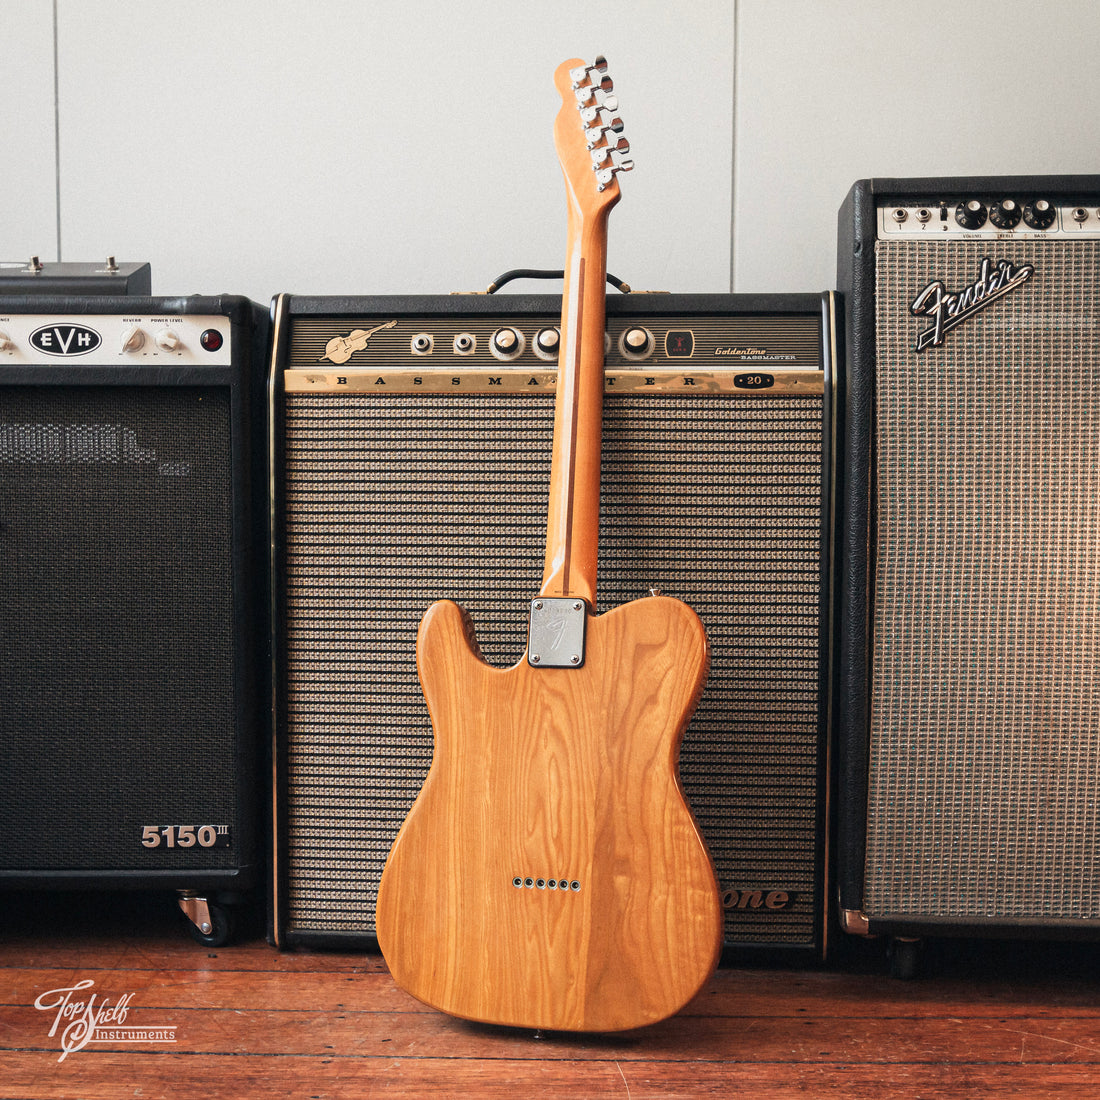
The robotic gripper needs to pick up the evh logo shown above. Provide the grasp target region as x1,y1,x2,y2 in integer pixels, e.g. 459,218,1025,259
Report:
910,256,1034,351
30,323,102,357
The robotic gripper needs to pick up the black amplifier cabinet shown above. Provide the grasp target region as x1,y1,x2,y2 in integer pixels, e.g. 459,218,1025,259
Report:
269,290,837,961
0,294,266,945
838,176,1100,959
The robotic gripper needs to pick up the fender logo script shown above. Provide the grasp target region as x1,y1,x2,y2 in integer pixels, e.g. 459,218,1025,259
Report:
910,256,1034,351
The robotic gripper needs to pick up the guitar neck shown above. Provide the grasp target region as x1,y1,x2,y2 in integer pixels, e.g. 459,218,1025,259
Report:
539,57,626,607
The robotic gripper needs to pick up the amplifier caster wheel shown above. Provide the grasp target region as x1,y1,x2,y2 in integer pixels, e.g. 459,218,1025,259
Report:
887,936,923,981
178,893,235,947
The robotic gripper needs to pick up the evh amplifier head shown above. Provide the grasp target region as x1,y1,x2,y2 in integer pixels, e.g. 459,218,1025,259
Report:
838,175,1100,942
269,290,837,960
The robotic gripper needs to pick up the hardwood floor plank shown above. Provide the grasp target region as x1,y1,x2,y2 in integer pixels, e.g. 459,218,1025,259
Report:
7,956,1100,1021
7,996,1100,1066
0,1053,1097,1100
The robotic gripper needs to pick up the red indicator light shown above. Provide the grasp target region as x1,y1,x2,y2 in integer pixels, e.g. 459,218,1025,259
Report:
200,329,224,352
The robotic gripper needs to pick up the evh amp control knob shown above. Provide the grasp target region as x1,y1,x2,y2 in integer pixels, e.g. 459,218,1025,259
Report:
954,200,988,231
156,329,181,352
121,326,146,352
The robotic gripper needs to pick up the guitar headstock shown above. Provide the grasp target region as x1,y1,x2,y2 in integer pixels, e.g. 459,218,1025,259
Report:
553,56,633,212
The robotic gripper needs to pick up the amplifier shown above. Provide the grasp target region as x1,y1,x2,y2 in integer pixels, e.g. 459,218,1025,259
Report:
0,258,151,295
269,290,837,960
0,294,266,945
838,176,1100,960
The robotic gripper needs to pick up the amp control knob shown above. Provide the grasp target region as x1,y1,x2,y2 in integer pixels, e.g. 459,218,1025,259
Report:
1023,198,1057,230
0,331,12,352
533,327,560,360
490,327,525,360
989,198,1022,230
156,329,181,352
121,326,146,352
954,200,988,230
620,327,654,359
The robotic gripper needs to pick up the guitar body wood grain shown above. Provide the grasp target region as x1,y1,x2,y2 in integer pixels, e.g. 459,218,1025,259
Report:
376,595,722,1033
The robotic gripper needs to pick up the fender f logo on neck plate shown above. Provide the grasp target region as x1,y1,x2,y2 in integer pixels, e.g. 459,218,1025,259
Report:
527,597,587,668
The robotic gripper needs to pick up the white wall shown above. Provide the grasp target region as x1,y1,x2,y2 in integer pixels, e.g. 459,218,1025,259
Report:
734,0,1100,292
3,6,58,261
6,1,1100,302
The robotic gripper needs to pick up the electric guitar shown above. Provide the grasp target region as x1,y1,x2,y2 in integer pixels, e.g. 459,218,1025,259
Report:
376,56,722,1033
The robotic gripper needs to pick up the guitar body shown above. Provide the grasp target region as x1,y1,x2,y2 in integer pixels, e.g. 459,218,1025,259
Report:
375,595,722,1032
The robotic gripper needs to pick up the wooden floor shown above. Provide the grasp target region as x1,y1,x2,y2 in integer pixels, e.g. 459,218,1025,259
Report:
3,891,1100,1098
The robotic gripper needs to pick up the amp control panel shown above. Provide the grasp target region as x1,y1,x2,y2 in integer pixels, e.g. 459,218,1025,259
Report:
879,196,1100,239
0,313,233,365
285,309,825,371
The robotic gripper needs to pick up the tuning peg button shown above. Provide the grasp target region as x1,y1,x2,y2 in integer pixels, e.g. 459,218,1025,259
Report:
570,56,611,86
574,75,614,106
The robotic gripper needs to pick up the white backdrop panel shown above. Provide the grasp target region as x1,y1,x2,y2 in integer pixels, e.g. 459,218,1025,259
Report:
2,3,61,263
734,0,1100,293
55,0,734,300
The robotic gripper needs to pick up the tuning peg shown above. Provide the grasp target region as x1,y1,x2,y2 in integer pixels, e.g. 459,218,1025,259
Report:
584,113,625,149
585,124,623,149
593,137,633,187
595,159,633,190
594,154,633,190
590,136,630,166
578,96,618,122
574,73,614,106
579,102,617,126
569,55,609,86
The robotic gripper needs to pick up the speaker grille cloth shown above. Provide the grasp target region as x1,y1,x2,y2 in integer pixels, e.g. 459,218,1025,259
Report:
282,390,826,945
868,238,1100,921
0,385,238,871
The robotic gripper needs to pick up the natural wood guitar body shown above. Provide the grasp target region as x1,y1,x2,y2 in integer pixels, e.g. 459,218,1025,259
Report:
375,594,722,1033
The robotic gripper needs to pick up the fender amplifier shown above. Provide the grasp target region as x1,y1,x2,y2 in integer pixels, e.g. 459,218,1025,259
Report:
270,290,837,960
0,294,266,944
838,176,1100,952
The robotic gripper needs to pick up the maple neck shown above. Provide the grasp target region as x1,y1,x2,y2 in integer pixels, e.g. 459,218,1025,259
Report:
539,56,628,607
539,198,615,605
